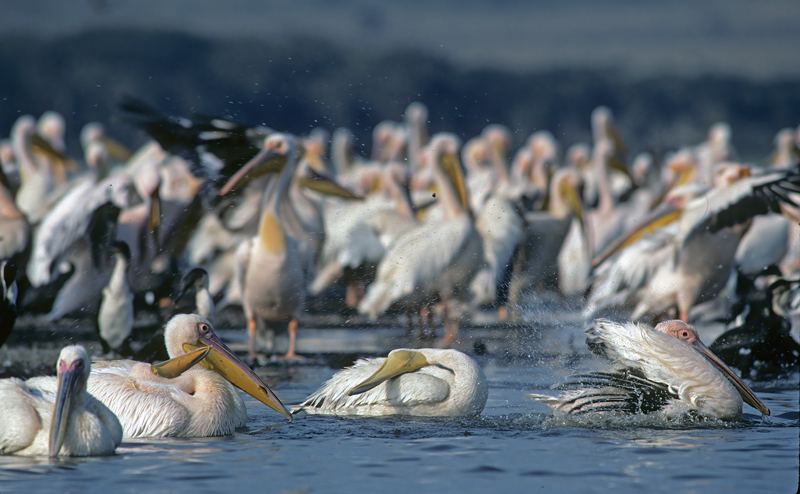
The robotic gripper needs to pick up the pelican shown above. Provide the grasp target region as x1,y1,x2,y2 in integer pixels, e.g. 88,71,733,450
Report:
295,348,487,417
586,167,800,323
87,314,292,438
0,166,29,263
529,320,770,421
505,168,584,315
221,133,307,360
0,345,122,456
358,133,484,344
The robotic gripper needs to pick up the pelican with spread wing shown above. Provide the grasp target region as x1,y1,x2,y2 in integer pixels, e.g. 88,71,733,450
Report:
529,319,770,421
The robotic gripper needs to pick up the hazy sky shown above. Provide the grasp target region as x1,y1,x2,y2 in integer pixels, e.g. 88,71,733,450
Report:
4,0,800,79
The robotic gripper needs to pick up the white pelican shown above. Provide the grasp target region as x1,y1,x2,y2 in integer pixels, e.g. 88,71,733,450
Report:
0,163,28,263
295,348,487,417
586,167,800,323
529,320,770,421
87,314,292,438
221,133,307,360
0,345,122,457
358,133,484,344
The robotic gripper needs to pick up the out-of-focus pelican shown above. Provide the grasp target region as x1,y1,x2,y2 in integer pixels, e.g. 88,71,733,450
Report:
310,163,416,306
506,168,584,311
294,348,487,417
404,102,429,170
529,320,770,421
221,133,306,360
586,167,800,323
87,314,291,438
0,345,122,456
358,133,484,344
0,166,28,263
97,242,134,352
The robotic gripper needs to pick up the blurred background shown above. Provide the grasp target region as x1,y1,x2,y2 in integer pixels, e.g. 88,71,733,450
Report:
2,0,800,160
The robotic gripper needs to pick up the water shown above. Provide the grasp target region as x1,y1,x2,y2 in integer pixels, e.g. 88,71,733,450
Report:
1,354,797,494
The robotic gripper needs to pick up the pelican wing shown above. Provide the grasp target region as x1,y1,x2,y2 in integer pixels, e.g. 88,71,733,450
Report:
88,361,189,438
681,171,800,244
359,214,477,317
584,225,677,318
27,174,129,287
586,320,741,418
296,357,449,414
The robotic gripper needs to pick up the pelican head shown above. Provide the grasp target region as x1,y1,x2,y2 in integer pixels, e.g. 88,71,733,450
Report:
220,133,296,196
50,345,91,457
654,320,770,416
154,314,292,420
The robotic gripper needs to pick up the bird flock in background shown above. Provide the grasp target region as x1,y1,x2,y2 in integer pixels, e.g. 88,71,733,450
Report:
0,96,798,456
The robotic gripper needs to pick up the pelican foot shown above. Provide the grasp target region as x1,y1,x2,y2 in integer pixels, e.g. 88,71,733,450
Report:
438,331,460,349
275,352,306,362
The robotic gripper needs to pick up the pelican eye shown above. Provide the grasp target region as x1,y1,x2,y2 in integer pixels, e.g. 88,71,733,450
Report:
74,360,85,370
198,323,211,333
681,331,689,339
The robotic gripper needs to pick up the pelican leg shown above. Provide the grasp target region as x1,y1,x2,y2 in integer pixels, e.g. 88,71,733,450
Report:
247,316,259,360
440,299,459,348
279,317,304,361
497,304,508,322
419,307,433,340
345,282,359,309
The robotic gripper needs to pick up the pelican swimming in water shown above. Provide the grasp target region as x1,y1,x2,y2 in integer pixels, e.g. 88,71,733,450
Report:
87,314,292,438
295,348,488,417
0,345,122,457
530,320,770,421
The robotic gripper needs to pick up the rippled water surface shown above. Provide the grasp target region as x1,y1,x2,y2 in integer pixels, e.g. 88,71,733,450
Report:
1,355,797,494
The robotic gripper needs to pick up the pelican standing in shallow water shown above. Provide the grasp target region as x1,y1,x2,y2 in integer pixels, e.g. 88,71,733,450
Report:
0,345,122,457
221,133,307,360
294,348,488,417
529,320,770,421
87,314,292,438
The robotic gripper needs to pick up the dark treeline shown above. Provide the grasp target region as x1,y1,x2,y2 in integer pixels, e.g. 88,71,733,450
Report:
1,30,799,162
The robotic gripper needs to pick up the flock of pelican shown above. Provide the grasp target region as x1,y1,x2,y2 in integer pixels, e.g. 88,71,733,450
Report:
0,98,797,456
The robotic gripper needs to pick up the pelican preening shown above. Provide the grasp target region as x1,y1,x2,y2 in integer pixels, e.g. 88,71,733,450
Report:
0,345,122,457
87,314,291,438
295,348,488,417
530,320,770,421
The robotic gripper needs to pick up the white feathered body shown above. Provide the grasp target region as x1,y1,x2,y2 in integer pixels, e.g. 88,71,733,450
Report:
359,213,484,318
295,349,488,417
87,360,247,438
0,376,122,456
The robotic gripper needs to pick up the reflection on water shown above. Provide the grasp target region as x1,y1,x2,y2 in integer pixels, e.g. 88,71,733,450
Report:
1,359,797,494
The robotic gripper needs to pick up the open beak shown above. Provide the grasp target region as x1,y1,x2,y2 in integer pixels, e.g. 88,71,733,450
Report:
298,169,363,200
49,362,84,457
349,350,430,396
184,332,292,421
220,148,287,196
690,339,770,416
591,201,681,269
